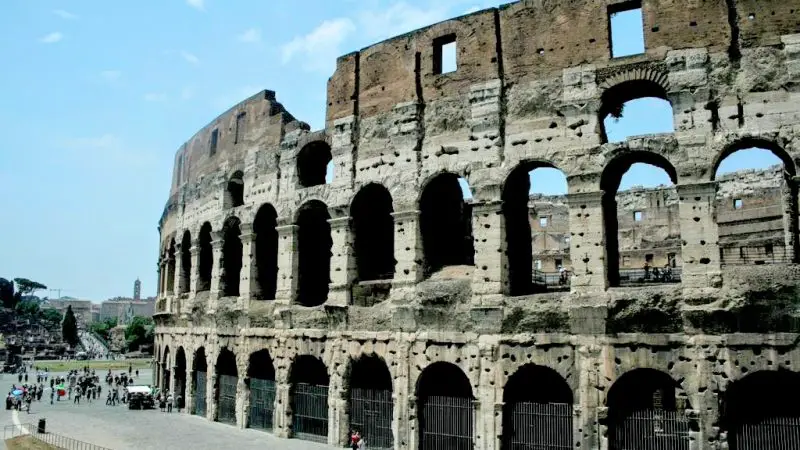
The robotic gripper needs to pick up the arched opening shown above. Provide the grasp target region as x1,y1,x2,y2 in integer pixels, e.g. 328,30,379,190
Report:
601,153,681,287
254,204,278,300
175,347,187,410
197,223,213,292
179,231,191,294
420,173,474,278
348,356,394,449
502,163,570,295
247,349,276,432
166,239,176,293
417,362,474,450
192,347,208,416
502,364,573,449
289,355,330,442
352,184,395,282
599,80,674,143
225,171,245,208
215,348,238,425
713,142,798,266
221,217,242,297
297,141,333,188
723,369,800,449
296,200,332,307
606,368,691,449
162,346,171,392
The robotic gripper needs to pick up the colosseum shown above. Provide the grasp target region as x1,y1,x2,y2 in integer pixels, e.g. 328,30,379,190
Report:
153,1,800,449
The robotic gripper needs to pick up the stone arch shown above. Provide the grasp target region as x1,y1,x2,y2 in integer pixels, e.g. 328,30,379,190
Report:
600,151,681,287
175,346,187,409
416,361,475,450
221,216,242,297
710,137,797,181
502,364,574,450
254,203,279,300
346,355,394,449
288,354,330,442
597,73,672,144
192,347,208,417
297,140,332,188
295,200,332,307
225,170,245,208
197,222,213,292
162,346,172,390
247,349,277,431
215,347,238,425
419,172,474,278
351,183,395,282
179,230,191,294
166,239,176,293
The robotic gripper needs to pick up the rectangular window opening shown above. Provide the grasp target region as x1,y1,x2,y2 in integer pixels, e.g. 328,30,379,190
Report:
433,34,457,74
235,112,246,144
539,217,549,227
555,258,563,269
645,254,654,263
209,129,219,156
633,211,643,222
765,243,774,257
609,1,645,58
668,252,677,268
733,198,743,209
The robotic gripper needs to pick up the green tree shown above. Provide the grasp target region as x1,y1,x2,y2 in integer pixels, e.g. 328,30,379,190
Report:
125,316,155,352
15,299,40,317
0,278,15,309
13,278,47,298
62,305,79,347
89,317,118,341
40,308,63,329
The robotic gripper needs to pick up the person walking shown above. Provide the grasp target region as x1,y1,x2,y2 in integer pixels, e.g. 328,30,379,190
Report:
167,393,174,413
175,393,183,413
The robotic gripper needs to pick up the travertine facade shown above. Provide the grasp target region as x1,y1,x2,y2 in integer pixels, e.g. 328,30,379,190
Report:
154,2,800,449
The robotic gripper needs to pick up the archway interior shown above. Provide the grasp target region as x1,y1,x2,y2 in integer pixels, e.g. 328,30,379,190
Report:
289,355,330,440
296,201,332,307
167,239,176,292
420,173,474,278
226,171,244,208
607,368,685,415
247,350,277,431
349,356,394,449
180,231,192,294
221,217,243,297
352,184,395,282
175,347,187,407
254,204,278,300
297,142,333,188
601,154,679,287
198,223,213,292
162,347,172,389
503,164,569,296
600,80,673,144
216,349,238,377
193,348,207,373
350,355,392,392
290,355,329,386
417,362,474,450
248,350,276,381
503,364,572,404
215,348,238,425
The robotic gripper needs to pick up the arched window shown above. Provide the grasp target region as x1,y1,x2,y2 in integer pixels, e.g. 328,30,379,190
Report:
420,173,474,278
197,223,213,292
166,239,176,293
351,184,395,282
348,356,394,449
296,200,332,306
601,153,681,287
247,350,276,431
713,142,798,265
502,164,569,295
297,141,333,188
599,80,673,143
179,231,192,294
289,355,330,442
215,348,238,425
225,171,244,208
416,362,474,450
192,347,208,416
221,217,242,297
254,204,278,300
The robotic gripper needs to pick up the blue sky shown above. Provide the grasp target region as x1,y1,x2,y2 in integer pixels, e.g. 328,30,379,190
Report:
0,0,779,301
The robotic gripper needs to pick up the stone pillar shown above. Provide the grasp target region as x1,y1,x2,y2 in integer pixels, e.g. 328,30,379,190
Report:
236,356,250,429
274,223,299,305
189,242,200,295
173,242,184,297
566,191,608,293
393,342,411,450
328,377,349,446
676,182,722,290
239,223,257,306
155,361,161,389
390,210,423,302
273,360,292,438
185,351,195,415
477,339,500,450
471,201,504,306
207,364,218,422
328,216,353,307
157,260,165,297
169,365,178,397
209,231,224,310
786,177,799,263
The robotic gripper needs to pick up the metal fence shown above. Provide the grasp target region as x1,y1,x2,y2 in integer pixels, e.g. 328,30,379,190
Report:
249,378,276,432
720,253,794,266
532,270,571,290
618,267,682,285
194,370,207,417
350,387,394,450
217,374,238,425
504,402,573,450
4,423,113,450
292,382,329,443
733,416,800,450
609,410,691,450
419,395,474,450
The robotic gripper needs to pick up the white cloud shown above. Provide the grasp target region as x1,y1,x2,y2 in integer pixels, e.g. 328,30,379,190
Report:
180,51,200,65
144,93,167,102
281,18,356,73
237,28,262,43
464,6,481,14
52,9,78,20
356,2,452,41
100,70,122,81
39,32,63,44
181,86,195,100
186,0,205,11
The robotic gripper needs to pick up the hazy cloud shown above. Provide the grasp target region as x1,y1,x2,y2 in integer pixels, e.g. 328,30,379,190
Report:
186,0,205,11
181,86,195,100
180,51,200,65
237,28,262,43
100,70,122,81
356,2,451,41
144,93,167,102
52,9,78,20
281,18,356,73
39,32,63,44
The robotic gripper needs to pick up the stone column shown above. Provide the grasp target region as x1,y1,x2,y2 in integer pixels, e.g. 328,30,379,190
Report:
676,182,722,290
477,339,500,450
786,176,799,263
565,191,608,294
328,373,349,446
173,242,184,297
157,260,165,297
393,342,411,450
471,201,504,306
327,216,354,307
274,223,299,305
189,242,200,295
236,358,250,429
273,362,292,438
207,361,218,421
390,210,424,302
169,365,178,397
185,351,195,415
209,231,224,310
239,223,257,307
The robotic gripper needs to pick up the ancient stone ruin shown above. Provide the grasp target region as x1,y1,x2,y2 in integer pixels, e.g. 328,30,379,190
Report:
153,1,800,449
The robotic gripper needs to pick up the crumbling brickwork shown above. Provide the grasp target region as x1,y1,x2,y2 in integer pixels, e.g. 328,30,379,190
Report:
154,1,800,449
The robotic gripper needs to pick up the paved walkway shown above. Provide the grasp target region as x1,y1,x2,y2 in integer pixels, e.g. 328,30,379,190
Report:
1,370,334,450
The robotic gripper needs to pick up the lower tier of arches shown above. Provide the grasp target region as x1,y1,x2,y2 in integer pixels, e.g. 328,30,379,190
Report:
154,330,800,450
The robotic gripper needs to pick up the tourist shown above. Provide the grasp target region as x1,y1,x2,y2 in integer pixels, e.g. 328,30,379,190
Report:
175,393,183,413
167,392,173,413
50,388,54,405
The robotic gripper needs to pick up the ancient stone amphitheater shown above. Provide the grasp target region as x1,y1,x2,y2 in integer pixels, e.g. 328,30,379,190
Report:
153,1,800,449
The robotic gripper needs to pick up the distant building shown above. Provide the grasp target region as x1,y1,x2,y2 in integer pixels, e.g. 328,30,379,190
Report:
133,278,141,301
99,299,154,324
45,299,93,328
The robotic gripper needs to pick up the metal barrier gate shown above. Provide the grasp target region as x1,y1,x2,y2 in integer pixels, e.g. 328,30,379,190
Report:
217,374,238,425
733,417,800,450
350,387,394,450
249,378,276,431
610,410,691,450
504,402,573,450
194,371,207,417
420,395,474,450
292,382,329,443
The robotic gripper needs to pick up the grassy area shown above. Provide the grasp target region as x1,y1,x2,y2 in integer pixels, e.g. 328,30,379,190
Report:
5,436,58,450
31,359,152,372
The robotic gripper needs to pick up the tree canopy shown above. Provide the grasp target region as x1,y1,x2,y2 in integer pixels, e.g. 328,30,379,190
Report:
125,316,154,352
89,317,118,342
0,277,47,309
62,305,79,347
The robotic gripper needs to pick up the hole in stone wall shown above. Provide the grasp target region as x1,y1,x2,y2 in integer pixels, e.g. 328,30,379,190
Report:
209,128,219,156
197,222,213,292
297,141,333,188
420,173,474,278
295,200,332,306
221,217,242,297
179,230,192,294
433,34,457,74
609,1,645,58
234,112,246,145
352,183,395,282
254,204,278,300
225,171,245,208
600,80,674,143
